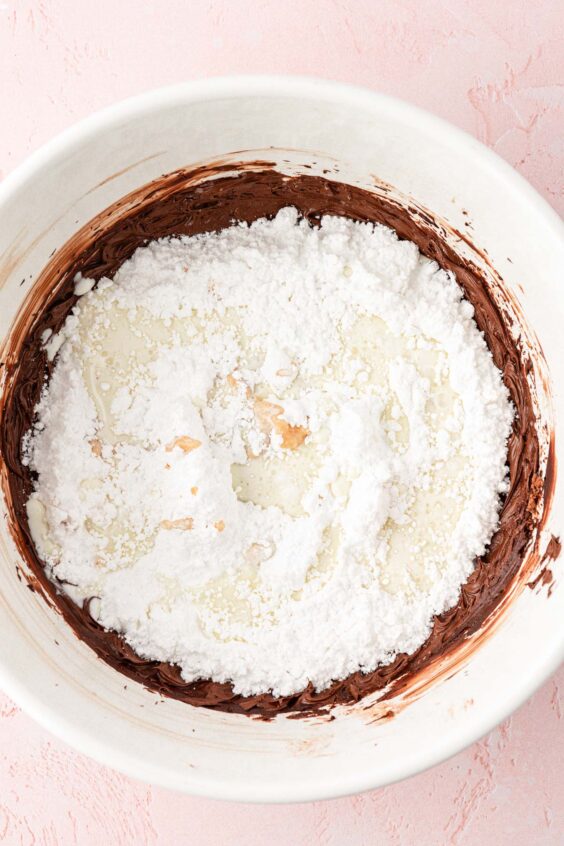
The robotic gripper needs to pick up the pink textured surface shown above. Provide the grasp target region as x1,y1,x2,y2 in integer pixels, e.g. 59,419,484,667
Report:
0,0,563,842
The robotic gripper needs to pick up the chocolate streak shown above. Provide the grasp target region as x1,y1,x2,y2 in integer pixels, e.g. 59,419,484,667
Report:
0,170,544,716
527,535,562,597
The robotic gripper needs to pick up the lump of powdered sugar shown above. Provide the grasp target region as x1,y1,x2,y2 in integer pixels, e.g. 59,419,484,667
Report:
24,208,513,697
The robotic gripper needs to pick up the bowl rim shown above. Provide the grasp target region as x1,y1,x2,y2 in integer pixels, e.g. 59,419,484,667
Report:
0,74,563,803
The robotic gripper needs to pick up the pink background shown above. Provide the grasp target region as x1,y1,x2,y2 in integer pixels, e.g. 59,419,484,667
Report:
1,1,563,843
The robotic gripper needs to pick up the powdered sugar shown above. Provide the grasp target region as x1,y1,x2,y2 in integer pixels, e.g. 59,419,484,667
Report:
23,209,513,697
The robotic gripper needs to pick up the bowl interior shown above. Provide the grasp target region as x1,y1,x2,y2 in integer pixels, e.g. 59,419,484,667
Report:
0,79,563,801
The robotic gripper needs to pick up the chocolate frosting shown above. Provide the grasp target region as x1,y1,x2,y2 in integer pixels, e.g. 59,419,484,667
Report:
0,169,546,716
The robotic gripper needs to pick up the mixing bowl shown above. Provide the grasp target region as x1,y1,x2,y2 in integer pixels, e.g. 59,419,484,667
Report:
0,76,562,802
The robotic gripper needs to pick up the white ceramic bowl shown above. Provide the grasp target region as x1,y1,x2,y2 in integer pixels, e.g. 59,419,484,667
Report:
0,77,563,802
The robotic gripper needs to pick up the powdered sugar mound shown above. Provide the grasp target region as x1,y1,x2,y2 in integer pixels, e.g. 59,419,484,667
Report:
24,209,513,697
